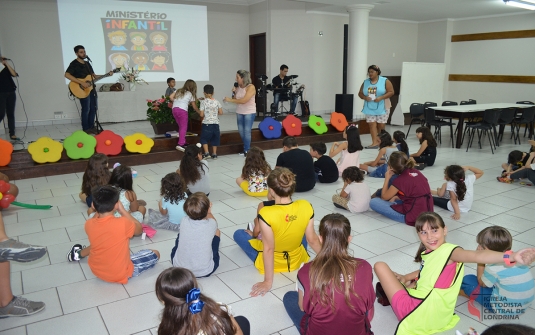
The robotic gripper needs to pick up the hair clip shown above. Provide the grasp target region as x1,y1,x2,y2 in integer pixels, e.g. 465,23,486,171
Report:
186,288,204,314
347,124,358,129
196,143,202,148
460,178,464,182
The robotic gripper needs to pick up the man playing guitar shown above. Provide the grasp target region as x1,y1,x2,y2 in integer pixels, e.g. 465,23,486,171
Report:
272,64,298,115
65,45,113,134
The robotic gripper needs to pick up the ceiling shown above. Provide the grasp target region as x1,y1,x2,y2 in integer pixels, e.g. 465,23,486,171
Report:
187,0,530,22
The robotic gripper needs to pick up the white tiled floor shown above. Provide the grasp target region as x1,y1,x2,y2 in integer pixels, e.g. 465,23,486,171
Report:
1,124,534,335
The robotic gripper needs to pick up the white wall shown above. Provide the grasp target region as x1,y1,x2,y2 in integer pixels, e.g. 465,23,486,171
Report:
250,1,269,36
0,0,249,126
416,20,448,63
368,18,418,76
447,13,535,103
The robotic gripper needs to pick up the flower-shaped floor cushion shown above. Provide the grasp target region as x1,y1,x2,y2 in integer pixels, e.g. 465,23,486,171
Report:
28,137,64,163
0,139,13,166
308,115,328,134
330,112,349,132
282,114,302,136
64,131,97,160
124,133,154,154
258,117,282,139
95,130,124,156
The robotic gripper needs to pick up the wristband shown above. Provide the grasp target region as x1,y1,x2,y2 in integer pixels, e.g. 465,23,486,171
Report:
503,250,515,266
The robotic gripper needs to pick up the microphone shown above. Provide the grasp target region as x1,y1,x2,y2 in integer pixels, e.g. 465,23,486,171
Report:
1,57,11,61
85,55,92,62
232,82,238,98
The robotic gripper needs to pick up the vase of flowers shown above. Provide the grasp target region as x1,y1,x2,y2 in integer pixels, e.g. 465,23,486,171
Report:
147,96,176,134
119,69,148,92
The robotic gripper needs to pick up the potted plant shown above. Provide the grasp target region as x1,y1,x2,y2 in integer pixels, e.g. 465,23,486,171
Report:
147,96,176,135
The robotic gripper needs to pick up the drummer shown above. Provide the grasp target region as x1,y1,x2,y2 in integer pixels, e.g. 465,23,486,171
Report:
272,64,299,115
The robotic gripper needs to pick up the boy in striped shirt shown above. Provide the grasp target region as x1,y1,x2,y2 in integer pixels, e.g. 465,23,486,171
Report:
460,226,535,315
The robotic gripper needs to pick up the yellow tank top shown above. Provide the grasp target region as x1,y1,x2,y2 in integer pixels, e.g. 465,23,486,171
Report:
251,200,313,274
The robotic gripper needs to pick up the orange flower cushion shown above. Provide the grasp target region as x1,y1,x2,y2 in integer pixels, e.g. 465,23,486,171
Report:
330,112,349,132
0,139,13,166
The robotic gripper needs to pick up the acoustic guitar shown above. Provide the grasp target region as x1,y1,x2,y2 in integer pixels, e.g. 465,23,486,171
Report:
69,68,121,99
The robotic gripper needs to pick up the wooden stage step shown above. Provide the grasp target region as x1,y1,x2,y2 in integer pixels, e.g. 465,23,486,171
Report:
1,124,351,180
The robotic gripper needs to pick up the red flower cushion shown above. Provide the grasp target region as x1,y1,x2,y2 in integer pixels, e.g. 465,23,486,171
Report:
95,130,124,156
282,115,302,136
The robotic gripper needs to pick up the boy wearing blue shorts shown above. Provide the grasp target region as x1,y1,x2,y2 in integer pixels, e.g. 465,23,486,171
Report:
460,226,535,315
199,84,223,159
67,185,160,284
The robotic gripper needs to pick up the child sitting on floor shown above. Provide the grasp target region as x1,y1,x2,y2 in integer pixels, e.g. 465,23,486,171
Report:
329,125,363,176
236,146,271,197
460,226,535,316
178,144,210,196
79,153,111,209
393,130,410,157
67,185,160,283
360,131,398,178
497,148,535,184
171,192,220,278
332,167,370,213
410,127,437,170
432,165,484,220
155,267,250,335
146,173,188,231
309,142,338,183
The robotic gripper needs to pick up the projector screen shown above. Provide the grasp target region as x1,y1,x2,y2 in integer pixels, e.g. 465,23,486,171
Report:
57,0,209,83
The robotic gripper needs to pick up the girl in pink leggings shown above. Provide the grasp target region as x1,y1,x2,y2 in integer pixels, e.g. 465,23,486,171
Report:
373,212,535,335
170,79,201,152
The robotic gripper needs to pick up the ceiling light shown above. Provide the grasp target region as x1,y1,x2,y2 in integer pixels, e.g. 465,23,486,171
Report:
503,0,535,10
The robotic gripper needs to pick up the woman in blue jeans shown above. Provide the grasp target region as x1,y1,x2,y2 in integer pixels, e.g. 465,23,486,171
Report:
369,151,433,226
224,70,256,156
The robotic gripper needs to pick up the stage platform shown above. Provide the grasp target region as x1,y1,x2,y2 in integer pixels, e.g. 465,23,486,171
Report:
1,117,368,180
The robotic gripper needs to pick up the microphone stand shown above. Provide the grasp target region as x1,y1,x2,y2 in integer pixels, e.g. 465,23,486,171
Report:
84,58,103,134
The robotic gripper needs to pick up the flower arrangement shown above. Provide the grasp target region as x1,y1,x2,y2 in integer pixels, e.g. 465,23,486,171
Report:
119,69,148,85
147,96,174,124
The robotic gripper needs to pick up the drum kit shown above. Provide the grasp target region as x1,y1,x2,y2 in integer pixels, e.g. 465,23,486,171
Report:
257,74,305,118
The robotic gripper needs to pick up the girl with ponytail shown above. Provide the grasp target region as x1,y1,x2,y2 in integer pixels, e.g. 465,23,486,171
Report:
431,165,483,220
178,144,210,196
155,267,250,335
233,168,321,297
283,214,375,335
393,130,409,157
369,151,433,226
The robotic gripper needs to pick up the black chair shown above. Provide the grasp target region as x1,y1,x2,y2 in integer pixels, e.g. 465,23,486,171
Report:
513,106,535,144
465,109,501,154
424,107,455,147
407,103,425,134
438,101,456,125
460,100,475,105
496,107,517,143
515,101,535,139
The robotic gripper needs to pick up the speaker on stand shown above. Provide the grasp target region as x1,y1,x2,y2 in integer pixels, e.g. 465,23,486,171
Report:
336,94,353,122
